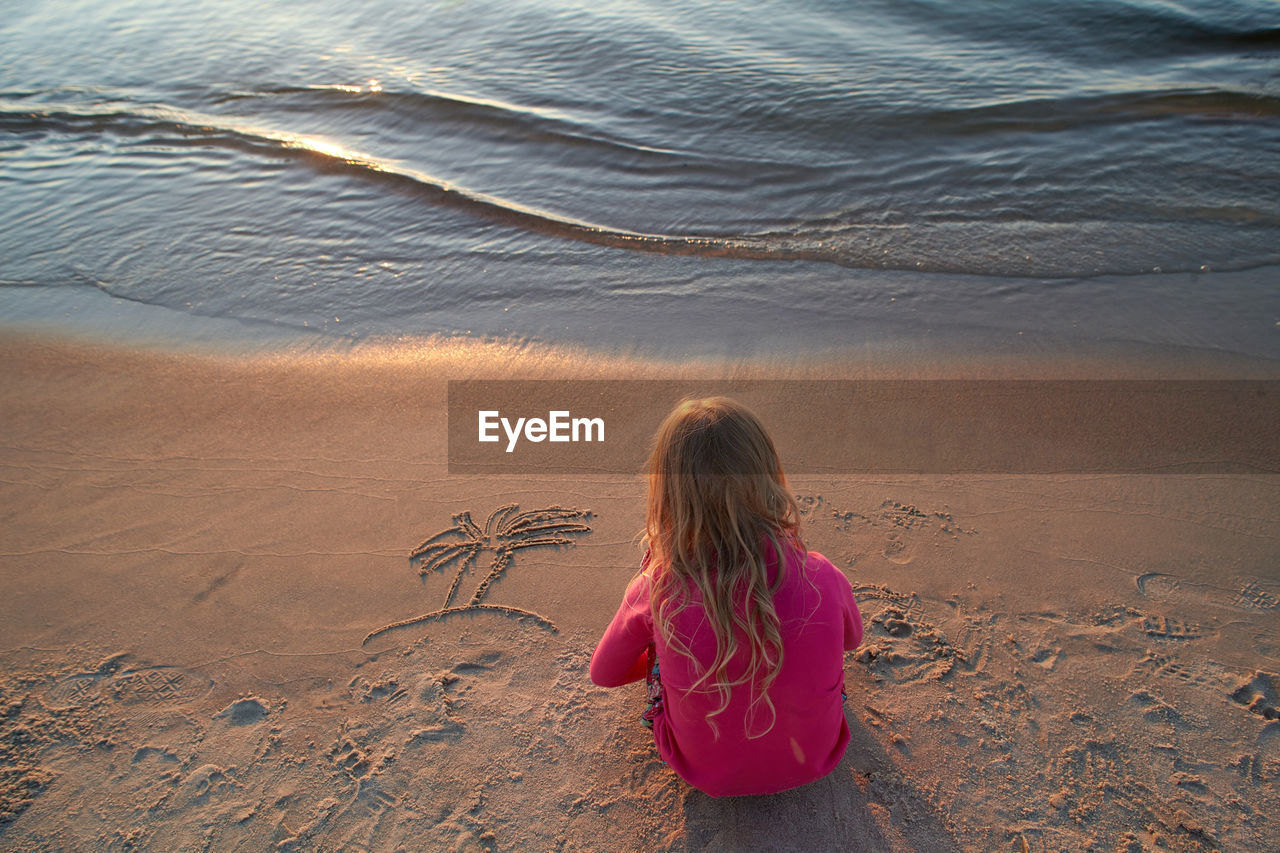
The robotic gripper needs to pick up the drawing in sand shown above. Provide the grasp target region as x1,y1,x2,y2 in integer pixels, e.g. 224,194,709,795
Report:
364,504,593,644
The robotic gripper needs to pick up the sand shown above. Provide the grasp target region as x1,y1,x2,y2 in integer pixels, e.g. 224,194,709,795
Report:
0,332,1277,852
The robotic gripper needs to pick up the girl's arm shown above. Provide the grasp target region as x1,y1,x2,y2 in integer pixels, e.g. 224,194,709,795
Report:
844,581,865,648
813,552,864,651
590,575,654,687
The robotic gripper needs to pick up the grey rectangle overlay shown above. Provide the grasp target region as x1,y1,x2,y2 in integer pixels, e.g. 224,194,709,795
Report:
447,380,1280,475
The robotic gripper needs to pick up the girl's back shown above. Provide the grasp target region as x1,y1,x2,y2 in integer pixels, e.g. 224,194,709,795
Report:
645,545,860,796
590,397,863,797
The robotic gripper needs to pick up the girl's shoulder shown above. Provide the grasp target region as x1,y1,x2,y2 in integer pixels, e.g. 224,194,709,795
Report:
783,544,832,571
628,565,654,597
635,550,660,590
794,548,851,587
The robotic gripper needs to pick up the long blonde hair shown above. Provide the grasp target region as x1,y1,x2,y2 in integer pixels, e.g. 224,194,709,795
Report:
643,397,803,737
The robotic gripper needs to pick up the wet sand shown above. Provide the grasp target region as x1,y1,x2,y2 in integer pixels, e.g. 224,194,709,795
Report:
0,333,1277,851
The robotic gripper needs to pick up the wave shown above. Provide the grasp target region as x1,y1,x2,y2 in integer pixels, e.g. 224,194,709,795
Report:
0,101,807,251
166,79,1280,166
216,84,692,158
717,86,1280,146
209,83,826,179
2,98,1277,278
905,1,1280,62
914,87,1280,137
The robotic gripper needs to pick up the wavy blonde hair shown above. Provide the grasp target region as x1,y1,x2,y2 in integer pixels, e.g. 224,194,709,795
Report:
643,397,803,738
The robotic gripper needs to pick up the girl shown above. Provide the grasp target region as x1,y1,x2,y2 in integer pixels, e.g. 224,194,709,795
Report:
590,397,863,797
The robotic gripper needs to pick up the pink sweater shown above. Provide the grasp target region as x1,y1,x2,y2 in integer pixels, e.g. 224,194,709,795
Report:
590,547,863,797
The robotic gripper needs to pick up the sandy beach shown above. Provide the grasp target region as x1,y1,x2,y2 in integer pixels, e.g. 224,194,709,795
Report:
1,333,1278,851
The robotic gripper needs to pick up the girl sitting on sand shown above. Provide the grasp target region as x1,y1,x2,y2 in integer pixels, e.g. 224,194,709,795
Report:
590,397,863,797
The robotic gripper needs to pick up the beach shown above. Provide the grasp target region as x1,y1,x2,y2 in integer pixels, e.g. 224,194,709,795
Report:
0,333,1276,851
4,1,1279,846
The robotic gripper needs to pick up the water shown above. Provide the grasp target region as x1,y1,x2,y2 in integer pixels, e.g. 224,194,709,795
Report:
1,0,1278,359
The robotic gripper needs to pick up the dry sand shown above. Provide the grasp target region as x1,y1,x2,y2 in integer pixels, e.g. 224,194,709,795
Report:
0,333,1277,852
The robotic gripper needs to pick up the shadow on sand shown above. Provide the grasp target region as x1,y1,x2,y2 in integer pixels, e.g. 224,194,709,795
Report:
677,712,961,852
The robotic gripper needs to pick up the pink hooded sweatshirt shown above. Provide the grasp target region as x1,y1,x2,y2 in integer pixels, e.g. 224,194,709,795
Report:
590,547,863,797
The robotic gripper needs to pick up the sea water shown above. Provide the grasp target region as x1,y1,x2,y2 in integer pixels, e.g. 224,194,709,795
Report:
1,0,1278,359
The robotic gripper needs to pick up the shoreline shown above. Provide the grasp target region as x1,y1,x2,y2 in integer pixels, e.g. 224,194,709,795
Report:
1,331,1277,850
2,304,1279,384
2,263,1279,376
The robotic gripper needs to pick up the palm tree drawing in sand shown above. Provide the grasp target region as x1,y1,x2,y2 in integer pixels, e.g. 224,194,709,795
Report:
363,504,592,644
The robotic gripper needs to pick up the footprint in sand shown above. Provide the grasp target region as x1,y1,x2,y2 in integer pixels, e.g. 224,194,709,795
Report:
1140,615,1202,643
351,676,409,706
948,619,996,674
40,673,100,710
875,502,927,564
41,659,213,712
1130,652,1229,694
1233,579,1280,612
1238,722,1280,783
176,764,234,807
1137,571,1280,614
1129,654,1280,736
1230,672,1280,721
405,655,504,744
213,697,270,726
882,534,914,565
112,668,213,706
857,601,966,683
1052,739,1214,848
1128,689,1207,731
1254,639,1280,662
1030,647,1062,670
1137,571,1280,662
1136,572,1182,602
